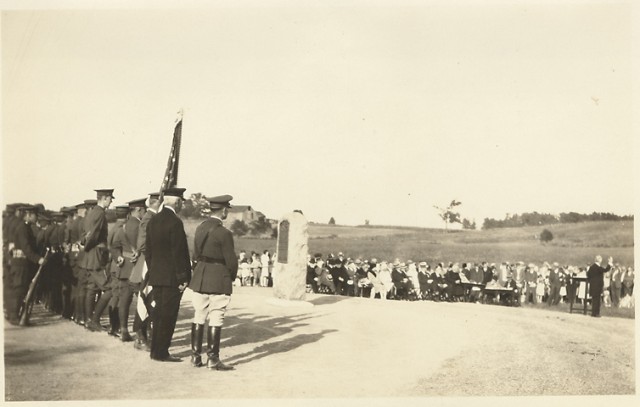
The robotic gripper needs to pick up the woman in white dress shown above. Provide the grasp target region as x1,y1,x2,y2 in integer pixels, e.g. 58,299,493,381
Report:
260,250,271,287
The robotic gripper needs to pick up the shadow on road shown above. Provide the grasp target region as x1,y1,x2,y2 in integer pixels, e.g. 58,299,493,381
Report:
224,329,338,366
4,345,97,366
308,295,350,306
171,311,331,359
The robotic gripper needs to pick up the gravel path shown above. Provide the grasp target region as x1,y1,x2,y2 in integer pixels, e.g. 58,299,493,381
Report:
3,286,635,401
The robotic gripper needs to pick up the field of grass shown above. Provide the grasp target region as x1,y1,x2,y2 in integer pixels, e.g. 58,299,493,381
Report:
181,219,634,267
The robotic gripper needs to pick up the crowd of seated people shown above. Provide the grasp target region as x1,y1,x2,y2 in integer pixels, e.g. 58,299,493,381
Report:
304,253,635,308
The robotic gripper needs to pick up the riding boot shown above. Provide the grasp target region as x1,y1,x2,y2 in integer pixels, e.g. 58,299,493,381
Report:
191,323,204,367
107,307,120,337
119,304,133,341
206,326,234,371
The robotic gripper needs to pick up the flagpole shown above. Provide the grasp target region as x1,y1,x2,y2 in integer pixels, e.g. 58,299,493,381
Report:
158,109,184,200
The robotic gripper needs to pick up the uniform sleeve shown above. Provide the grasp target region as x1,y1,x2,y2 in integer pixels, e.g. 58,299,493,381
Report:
137,215,149,253
109,226,123,258
192,221,206,260
83,210,106,252
222,229,238,280
16,224,42,264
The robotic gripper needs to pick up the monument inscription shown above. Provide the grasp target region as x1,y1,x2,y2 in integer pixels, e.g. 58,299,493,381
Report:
277,220,289,264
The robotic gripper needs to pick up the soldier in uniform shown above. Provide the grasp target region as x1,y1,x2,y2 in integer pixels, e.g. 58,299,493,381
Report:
6,205,46,325
106,205,129,337
189,194,237,370
3,204,17,319
115,198,147,342
132,192,162,351
60,207,77,319
145,187,191,362
44,212,67,314
4,204,24,320
70,202,90,325
82,189,115,332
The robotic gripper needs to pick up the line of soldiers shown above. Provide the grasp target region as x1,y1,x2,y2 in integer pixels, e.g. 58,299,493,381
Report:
2,190,158,353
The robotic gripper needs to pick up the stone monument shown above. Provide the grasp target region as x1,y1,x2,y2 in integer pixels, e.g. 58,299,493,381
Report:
270,211,310,304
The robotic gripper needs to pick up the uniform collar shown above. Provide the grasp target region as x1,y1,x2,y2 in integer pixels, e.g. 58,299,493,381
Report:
164,206,176,215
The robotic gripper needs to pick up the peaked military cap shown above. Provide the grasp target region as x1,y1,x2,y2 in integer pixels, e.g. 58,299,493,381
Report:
83,199,98,206
95,189,115,199
19,205,39,213
162,187,186,198
115,205,129,219
51,211,66,222
61,206,78,214
207,194,233,209
148,192,161,200
39,214,51,224
127,198,146,208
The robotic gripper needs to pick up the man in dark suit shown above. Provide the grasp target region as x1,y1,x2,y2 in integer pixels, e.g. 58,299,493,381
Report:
587,255,613,317
189,194,238,370
145,187,191,362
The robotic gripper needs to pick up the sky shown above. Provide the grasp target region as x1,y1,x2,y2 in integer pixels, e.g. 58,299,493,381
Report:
1,0,637,228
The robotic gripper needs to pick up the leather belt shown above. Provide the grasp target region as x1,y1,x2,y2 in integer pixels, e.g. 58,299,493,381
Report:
12,249,25,259
198,256,226,265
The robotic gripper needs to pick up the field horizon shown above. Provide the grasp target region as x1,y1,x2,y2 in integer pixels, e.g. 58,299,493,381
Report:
182,219,634,267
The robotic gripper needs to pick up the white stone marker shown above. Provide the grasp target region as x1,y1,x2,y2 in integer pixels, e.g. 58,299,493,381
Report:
269,211,312,306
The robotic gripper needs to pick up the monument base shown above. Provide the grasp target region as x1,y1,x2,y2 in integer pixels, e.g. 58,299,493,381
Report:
265,298,314,308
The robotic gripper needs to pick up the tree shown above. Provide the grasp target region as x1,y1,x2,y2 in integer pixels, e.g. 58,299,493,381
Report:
540,229,554,244
249,215,274,236
433,200,462,232
328,217,336,225
462,218,476,230
230,220,249,237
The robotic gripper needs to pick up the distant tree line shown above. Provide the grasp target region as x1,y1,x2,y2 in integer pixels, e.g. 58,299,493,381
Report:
482,211,633,230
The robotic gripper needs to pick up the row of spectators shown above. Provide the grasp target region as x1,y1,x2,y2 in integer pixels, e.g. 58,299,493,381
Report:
304,252,635,308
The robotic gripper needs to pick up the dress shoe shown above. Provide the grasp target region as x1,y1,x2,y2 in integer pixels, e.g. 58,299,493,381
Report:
120,331,134,342
152,354,182,362
206,355,234,371
133,339,151,351
191,355,203,367
85,320,104,332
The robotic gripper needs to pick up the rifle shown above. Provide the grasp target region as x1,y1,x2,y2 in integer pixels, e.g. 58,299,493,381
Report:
19,248,50,326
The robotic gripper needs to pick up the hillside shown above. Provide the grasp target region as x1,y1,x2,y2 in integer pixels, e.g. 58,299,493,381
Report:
182,219,634,267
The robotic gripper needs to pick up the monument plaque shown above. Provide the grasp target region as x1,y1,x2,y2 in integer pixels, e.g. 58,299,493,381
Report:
277,220,289,264
271,212,309,302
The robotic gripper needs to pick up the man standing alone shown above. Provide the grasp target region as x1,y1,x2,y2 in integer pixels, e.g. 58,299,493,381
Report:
189,195,238,371
587,255,613,318
145,187,191,362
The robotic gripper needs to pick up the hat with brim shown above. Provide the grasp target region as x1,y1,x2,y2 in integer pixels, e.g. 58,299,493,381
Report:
207,194,233,209
83,199,98,206
162,187,186,199
127,198,147,208
95,189,115,199
19,205,39,213
61,206,77,214
115,205,129,219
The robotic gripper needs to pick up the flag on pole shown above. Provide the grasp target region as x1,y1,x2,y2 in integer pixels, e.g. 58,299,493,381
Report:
159,111,183,194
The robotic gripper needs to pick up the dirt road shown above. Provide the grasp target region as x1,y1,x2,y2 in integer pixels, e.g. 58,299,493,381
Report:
3,286,635,401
